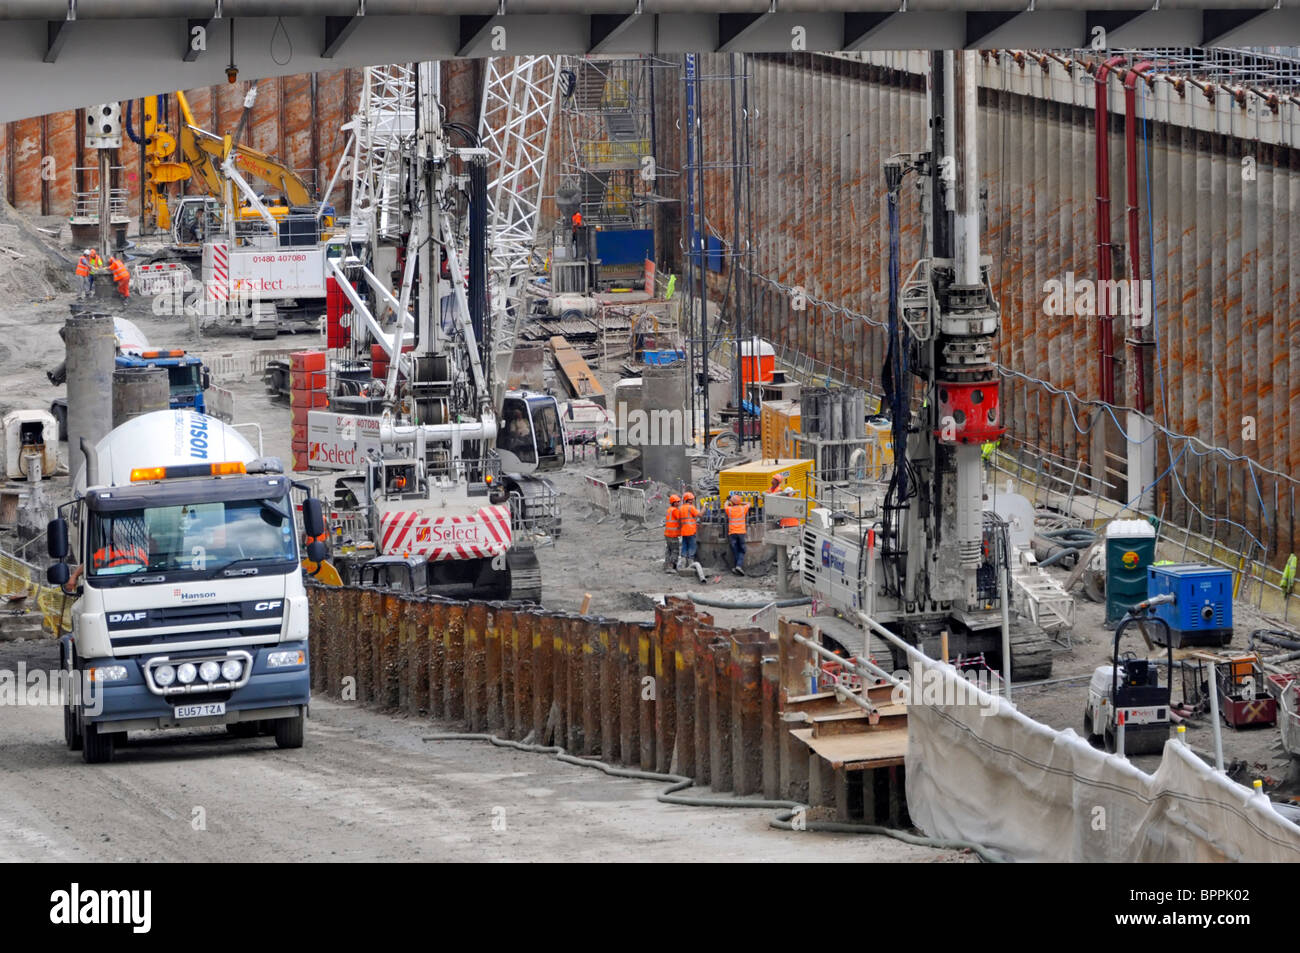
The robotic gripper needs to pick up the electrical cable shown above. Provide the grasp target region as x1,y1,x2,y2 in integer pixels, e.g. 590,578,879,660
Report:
270,16,293,67
423,732,1006,861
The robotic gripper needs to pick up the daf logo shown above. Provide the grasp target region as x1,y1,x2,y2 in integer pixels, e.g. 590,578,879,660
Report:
254,601,283,612
107,612,146,623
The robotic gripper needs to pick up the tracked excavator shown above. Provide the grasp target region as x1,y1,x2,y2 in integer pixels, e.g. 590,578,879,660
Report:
798,51,1054,681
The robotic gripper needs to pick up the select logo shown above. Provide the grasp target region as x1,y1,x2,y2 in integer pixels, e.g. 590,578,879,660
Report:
49,883,151,934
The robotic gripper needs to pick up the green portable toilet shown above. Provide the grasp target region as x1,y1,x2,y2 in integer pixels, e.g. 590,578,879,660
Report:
1105,519,1156,625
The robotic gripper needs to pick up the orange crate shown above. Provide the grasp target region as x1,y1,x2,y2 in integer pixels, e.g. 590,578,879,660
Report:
289,388,329,409
290,350,326,373
290,370,327,390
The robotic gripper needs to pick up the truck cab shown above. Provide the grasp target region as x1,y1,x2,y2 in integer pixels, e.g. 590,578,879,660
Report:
115,349,210,414
48,410,328,763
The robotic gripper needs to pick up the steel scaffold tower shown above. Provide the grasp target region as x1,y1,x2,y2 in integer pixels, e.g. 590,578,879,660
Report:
351,63,417,243
478,56,561,389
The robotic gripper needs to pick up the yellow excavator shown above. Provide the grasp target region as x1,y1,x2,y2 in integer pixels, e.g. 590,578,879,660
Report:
141,85,327,246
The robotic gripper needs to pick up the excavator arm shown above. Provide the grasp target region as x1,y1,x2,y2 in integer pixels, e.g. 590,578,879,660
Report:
174,89,315,207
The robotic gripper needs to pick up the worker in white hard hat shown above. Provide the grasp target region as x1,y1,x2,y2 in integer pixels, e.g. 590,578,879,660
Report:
76,248,103,298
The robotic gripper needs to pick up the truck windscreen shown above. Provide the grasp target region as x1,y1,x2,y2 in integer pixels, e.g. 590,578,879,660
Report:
88,498,296,583
167,364,201,397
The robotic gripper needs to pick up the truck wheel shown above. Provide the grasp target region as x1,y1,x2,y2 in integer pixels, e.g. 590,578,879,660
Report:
81,722,115,764
274,711,304,749
64,702,83,751
1083,709,1095,741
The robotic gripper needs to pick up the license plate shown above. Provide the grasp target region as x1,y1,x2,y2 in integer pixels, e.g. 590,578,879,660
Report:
175,702,226,719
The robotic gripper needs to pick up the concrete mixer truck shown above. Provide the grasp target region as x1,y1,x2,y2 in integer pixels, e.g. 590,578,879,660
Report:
45,409,330,763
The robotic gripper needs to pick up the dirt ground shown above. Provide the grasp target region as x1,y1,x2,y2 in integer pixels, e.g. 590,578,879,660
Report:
0,638,964,863
2,211,1295,855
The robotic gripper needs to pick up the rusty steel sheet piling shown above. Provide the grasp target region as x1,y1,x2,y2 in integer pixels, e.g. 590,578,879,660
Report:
618,622,640,766
307,586,906,820
673,613,697,780
428,599,448,717
654,607,678,775
464,602,488,732
637,621,656,771
533,614,557,743
443,602,467,723
597,620,619,762
730,631,767,797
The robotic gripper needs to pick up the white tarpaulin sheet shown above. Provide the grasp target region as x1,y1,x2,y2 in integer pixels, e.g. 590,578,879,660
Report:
904,652,1300,862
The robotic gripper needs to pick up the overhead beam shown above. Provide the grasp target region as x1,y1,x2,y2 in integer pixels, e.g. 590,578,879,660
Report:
1201,7,1268,45
44,18,72,64
323,14,363,58
1083,10,1145,48
458,14,496,57
183,17,213,61
965,11,1019,49
718,12,770,52
589,12,638,54
842,11,894,50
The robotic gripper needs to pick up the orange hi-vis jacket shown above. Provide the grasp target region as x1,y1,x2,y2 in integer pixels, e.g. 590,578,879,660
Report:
76,255,91,277
93,546,148,569
725,501,751,536
108,258,130,283
678,503,699,537
664,504,681,538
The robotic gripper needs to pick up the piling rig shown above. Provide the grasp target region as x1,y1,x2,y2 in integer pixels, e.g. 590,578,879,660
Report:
800,51,1055,680
319,63,563,603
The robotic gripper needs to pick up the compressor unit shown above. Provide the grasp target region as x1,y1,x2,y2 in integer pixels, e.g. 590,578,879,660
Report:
1146,563,1233,648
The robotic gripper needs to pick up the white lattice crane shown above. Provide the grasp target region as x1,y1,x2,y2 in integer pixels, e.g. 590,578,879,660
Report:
477,56,562,396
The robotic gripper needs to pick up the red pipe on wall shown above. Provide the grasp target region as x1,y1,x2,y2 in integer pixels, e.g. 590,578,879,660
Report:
1124,61,1153,415
1094,55,1125,405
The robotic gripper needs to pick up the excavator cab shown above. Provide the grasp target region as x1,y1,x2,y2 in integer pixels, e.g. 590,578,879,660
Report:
495,393,566,475
171,196,221,248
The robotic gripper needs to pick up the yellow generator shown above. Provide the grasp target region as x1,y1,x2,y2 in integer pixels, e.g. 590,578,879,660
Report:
719,459,813,504
760,400,801,459
863,418,894,480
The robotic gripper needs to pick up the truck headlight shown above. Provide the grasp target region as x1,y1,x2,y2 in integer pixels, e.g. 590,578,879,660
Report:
88,665,129,682
199,661,221,682
221,659,243,681
267,650,305,668
154,664,176,687
177,663,197,684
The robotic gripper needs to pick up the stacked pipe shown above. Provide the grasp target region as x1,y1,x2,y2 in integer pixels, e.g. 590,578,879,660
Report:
289,350,327,471
304,587,901,819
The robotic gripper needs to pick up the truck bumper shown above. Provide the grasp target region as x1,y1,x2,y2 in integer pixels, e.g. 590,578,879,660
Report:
81,642,310,734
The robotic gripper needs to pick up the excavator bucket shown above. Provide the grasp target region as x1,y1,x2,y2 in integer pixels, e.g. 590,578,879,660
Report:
302,558,343,587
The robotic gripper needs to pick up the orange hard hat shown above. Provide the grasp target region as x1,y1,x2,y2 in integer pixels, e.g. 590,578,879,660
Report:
669,494,681,504
682,491,694,502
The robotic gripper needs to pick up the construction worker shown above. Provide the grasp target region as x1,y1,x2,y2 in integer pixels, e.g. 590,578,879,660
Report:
571,211,586,259
107,255,131,299
92,544,149,573
76,248,103,298
663,494,682,573
677,491,700,567
724,492,752,576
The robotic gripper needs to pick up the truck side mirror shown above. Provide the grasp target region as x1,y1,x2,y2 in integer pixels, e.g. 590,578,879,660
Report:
302,497,326,538
306,539,327,564
200,366,211,390
46,562,69,587
47,517,68,560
